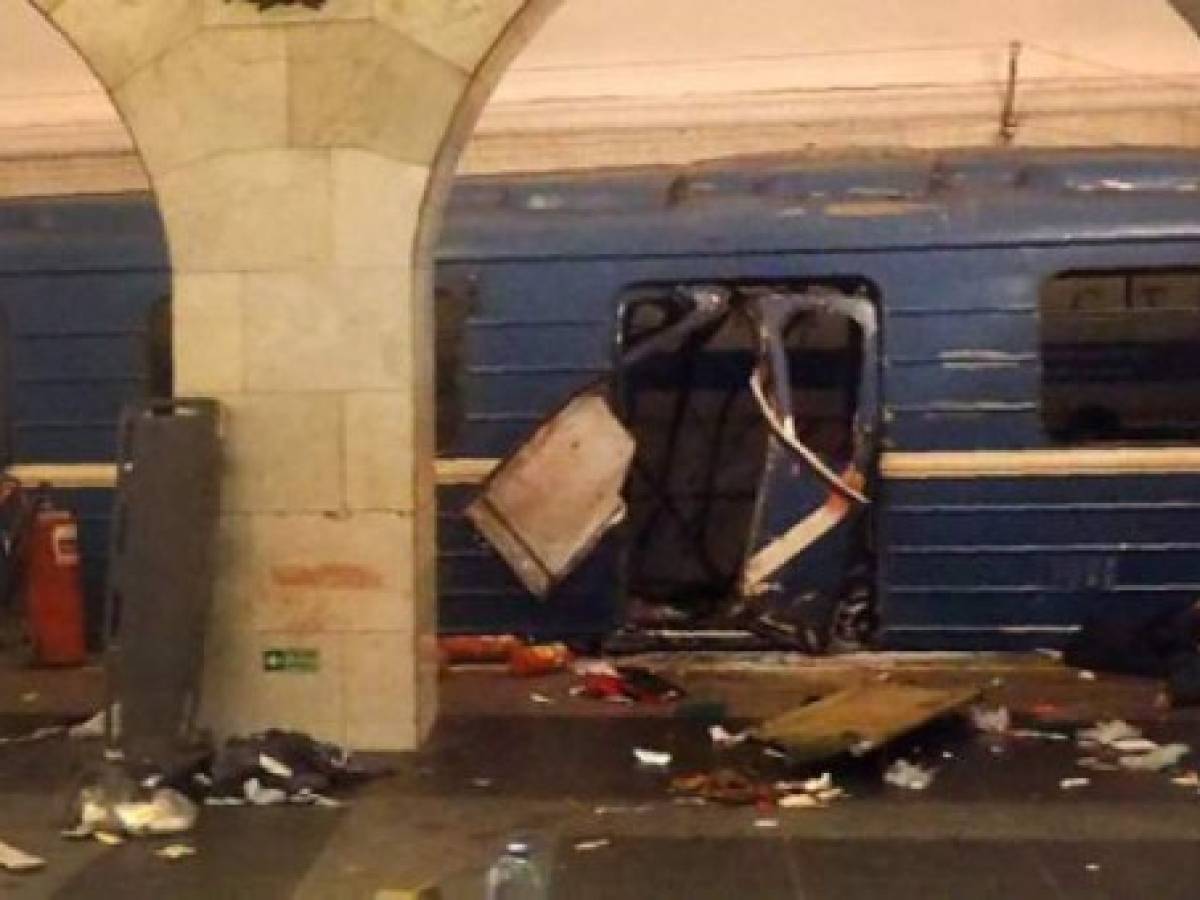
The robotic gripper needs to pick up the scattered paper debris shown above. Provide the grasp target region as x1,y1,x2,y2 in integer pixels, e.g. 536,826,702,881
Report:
971,706,1011,735
68,706,117,740
1010,728,1070,742
155,844,196,861
92,832,124,847
593,804,653,816
115,788,199,836
20,691,38,704
259,753,294,779
803,773,833,794
0,839,44,873
884,759,935,791
1119,743,1190,772
1086,863,1101,873
1059,777,1091,790
244,778,289,807
633,748,672,768
1077,757,1119,773
1078,670,1097,681
778,793,821,810
573,839,611,852
1077,720,1140,749
471,778,494,789
529,693,554,705
753,818,779,829
709,725,746,747
1110,738,1160,754
1171,772,1200,788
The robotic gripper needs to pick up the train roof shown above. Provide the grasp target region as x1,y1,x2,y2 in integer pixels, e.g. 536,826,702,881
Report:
439,148,1200,261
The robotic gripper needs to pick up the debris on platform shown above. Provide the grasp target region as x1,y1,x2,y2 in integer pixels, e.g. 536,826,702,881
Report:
529,692,555,705
671,769,762,806
970,706,1011,736
438,635,519,665
883,759,935,791
508,642,573,677
573,838,611,852
0,838,44,873
1118,743,1190,772
114,788,198,835
755,682,979,762
155,844,197,861
1077,720,1142,749
574,663,685,704
1059,777,1091,791
633,748,672,768
709,725,747,747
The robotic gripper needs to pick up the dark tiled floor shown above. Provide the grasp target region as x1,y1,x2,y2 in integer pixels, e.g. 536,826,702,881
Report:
4,667,1200,898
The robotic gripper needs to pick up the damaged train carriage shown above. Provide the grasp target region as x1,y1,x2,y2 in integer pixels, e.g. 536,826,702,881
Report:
434,150,1200,652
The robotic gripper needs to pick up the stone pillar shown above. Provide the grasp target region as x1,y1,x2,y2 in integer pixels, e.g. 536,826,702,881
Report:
34,0,538,749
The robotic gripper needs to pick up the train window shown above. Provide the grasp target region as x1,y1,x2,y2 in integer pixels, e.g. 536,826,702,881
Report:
1041,269,1200,442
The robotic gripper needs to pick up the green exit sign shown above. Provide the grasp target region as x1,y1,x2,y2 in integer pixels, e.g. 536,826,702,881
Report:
263,648,321,673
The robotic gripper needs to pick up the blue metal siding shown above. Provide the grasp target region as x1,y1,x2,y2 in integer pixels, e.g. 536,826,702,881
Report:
437,151,1200,644
0,194,169,641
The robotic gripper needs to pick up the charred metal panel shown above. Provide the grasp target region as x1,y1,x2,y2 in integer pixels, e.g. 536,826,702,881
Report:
466,389,635,598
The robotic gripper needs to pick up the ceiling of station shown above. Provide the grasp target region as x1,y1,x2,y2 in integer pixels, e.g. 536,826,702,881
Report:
1,0,1200,154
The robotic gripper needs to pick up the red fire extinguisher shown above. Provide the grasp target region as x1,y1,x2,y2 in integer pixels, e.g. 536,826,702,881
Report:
24,496,86,667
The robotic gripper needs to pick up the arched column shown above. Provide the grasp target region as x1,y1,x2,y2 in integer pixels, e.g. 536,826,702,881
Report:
30,0,560,749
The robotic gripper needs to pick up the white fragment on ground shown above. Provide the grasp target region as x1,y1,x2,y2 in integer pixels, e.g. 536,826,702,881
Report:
471,778,494,789
1059,777,1091,790
115,788,199,836
68,706,118,740
92,832,124,847
529,693,555,705
1078,670,1097,681
753,818,780,829
573,839,611,852
1077,720,1140,749
1010,729,1071,742
764,747,791,760
1119,743,1190,772
1086,863,1101,873
778,794,821,810
20,692,38,704
709,725,746,747
259,753,294,779
204,797,246,807
1110,738,1160,754
633,748,672,768
243,778,288,807
942,751,956,760
970,706,1011,735
672,797,707,807
1171,772,1200,788
0,839,45,873
803,773,833,794
593,804,653,816
155,844,196,861
884,759,935,791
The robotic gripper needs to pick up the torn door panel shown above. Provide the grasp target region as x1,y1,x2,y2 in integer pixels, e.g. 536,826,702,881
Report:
737,290,879,649
466,388,635,598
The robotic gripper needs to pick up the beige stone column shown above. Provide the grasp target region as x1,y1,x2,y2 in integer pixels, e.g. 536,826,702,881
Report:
32,0,545,749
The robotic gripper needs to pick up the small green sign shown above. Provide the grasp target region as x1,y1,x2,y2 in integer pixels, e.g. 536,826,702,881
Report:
263,648,320,673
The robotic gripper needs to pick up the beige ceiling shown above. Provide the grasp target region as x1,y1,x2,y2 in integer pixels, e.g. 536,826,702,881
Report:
2,0,1200,156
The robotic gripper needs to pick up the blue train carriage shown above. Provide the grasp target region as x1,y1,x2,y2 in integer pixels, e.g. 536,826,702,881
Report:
0,193,170,646
435,149,1200,651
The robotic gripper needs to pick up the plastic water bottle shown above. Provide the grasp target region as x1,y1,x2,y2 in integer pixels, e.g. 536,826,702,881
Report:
485,839,547,900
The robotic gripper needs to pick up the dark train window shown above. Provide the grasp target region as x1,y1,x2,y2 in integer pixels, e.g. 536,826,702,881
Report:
146,295,172,398
1041,270,1200,442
